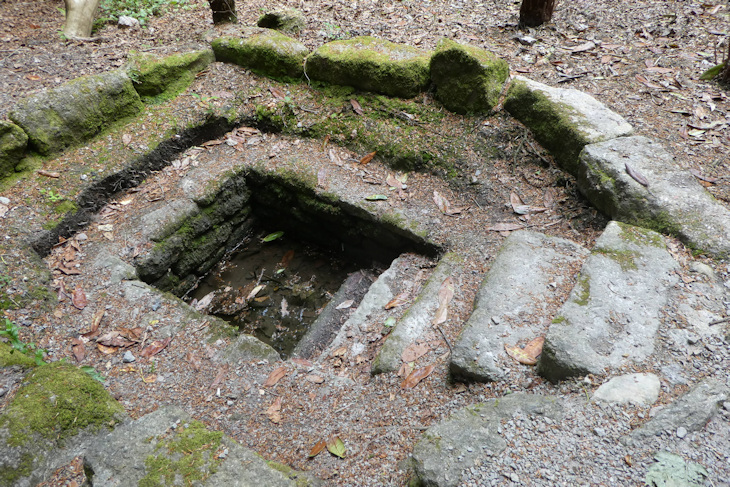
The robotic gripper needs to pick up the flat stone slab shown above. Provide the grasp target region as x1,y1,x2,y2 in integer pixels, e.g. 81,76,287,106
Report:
371,252,463,375
8,70,143,156
621,378,728,446
592,373,661,406
305,36,430,98
538,221,679,382
504,75,633,173
212,27,309,78
84,406,299,486
127,49,215,100
411,393,563,487
450,231,588,382
579,135,730,257
430,38,509,114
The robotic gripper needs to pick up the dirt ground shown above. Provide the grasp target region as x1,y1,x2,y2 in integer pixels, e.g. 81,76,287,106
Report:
1,0,729,485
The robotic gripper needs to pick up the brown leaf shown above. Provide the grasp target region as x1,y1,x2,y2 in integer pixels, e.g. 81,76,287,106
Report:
185,351,202,371
264,366,287,387
543,188,556,208
97,343,117,355
71,338,85,362
690,168,717,184
432,277,455,326
82,309,104,339
37,169,60,178
565,41,595,52
504,337,544,365
71,285,87,310
522,336,545,360
385,292,409,310
97,331,134,348
386,174,405,189
305,374,325,384
359,151,376,165
269,87,285,99
486,222,523,232
291,358,313,367
400,364,435,389
266,396,282,423
402,342,430,363
279,250,295,268
350,99,363,115
433,191,466,216
139,337,172,359
331,346,347,357
211,365,228,388
309,440,327,458
625,163,649,187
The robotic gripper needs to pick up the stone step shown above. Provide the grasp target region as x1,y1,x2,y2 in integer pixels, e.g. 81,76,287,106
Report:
450,230,589,382
538,221,679,382
371,252,463,375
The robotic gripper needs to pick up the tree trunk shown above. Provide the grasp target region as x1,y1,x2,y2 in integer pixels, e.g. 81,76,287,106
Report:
519,0,557,28
64,0,101,38
209,0,237,24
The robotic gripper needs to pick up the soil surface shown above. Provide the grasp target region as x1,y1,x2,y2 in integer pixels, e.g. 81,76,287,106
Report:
1,0,730,486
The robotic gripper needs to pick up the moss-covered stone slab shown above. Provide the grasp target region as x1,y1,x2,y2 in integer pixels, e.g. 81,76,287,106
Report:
257,8,306,34
306,36,430,98
430,38,509,114
127,48,215,101
578,135,730,257
8,70,143,156
0,120,28,178
371,252,462,375
0,362,125,486
212,27,309,79
412,393,563,487
504,75,633,174
83,406,302,486
538,221,679,383
450,231,588,383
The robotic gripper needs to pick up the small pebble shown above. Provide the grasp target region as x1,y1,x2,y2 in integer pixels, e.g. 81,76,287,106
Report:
0,197,10,205
122,351,136,363
676,426,687,438
510,473,520,483
593,427,606,437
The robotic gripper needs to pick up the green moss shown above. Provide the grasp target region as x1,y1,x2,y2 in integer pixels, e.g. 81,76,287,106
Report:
306,36,430,98
128,49,215,103
139,420,224,487
573,275,590,306
504,79,587,173
267,461,313,487
212,31,308,80
0,362,124,447
551,315,566,324
53,199,79,215
0,452,35,485
594,249,639,271
0,341,38,368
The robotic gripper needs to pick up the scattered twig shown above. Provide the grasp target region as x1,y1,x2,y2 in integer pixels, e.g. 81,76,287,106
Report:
709,316,730,326
435,325,452,355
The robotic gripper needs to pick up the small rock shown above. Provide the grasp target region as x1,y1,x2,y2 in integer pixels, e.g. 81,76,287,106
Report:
676,426,687,438
0,387,6,397
123,351,136,363
516,35,537,46
0,196,10,205
118,15,140,29
77,233,88,241
510,472,520,482
723,401,730,411
690,262,716,280
593,427,606,437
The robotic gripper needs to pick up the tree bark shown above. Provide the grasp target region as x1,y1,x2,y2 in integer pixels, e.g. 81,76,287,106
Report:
519,0,557,28
64,0,101,38
209,0,237,24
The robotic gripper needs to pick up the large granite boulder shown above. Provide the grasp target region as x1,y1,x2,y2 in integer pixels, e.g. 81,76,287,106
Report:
8,70,143,155
430,38,509,114
305,36,430,98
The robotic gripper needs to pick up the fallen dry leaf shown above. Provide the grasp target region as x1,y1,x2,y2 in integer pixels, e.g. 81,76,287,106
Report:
486,222,524,232
359,151,377,165
331,346,347,357
37,169,60,178
71,338,85,362
264,366,287,387
401,364,435,389
386,174,405,189
305,374,325,384
185,351,202,371
269,86,285,99
504,337,544,365
309,440,327,458
96,343,117,355
385,292,409,310
267,396,282,423
625,163,649,187
336,299,354,310
432,276,454,326
211,365,228,388
523,336,545,360
291,358,313,367
326,436,346,458
139,337,172,359
71,285,87,310
350,98,363,115
279,250,295,267
402,342,430,363
96,331,135,348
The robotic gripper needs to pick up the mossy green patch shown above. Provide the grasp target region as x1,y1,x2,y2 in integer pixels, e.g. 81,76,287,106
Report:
267,461,313,487
430,38,509,114
139,420,224,487
573,275,590,306
128,49,215,103
0,452,35,486
0,341,38,368
0,120,28,179
0,362,124,447
306,36,430,98
504,78,587,173
212,29,309,79
594,248,638,271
